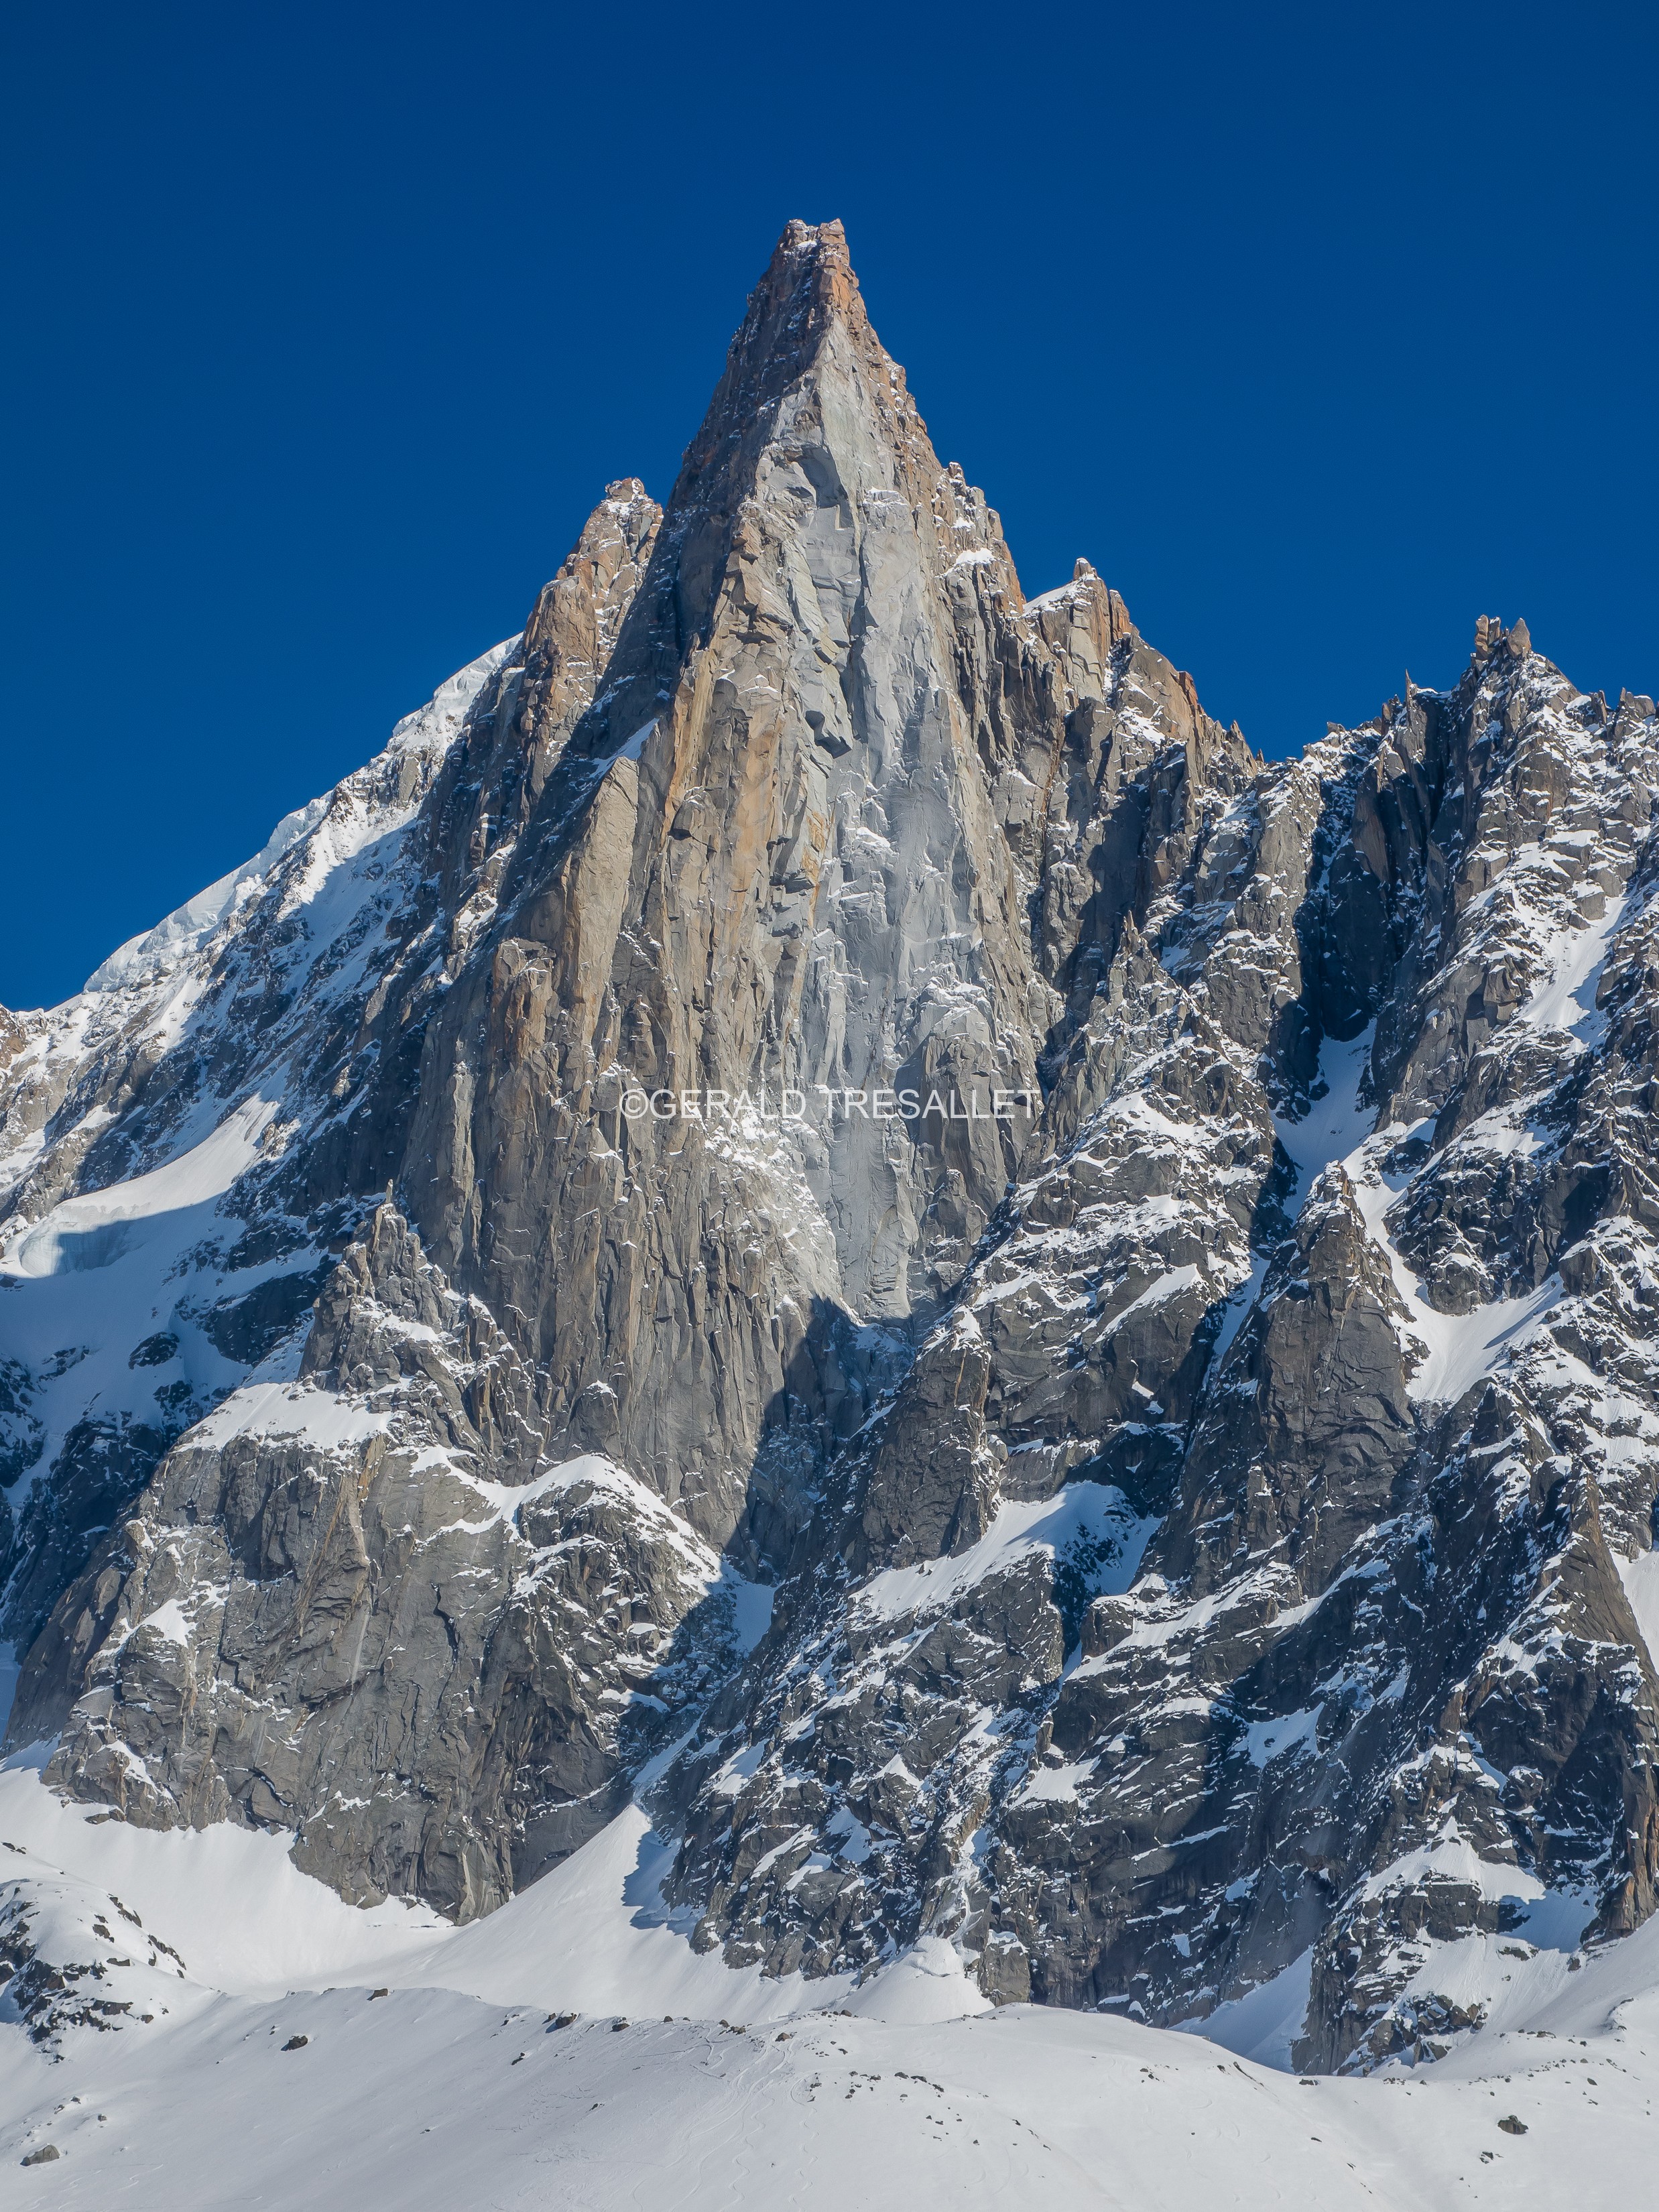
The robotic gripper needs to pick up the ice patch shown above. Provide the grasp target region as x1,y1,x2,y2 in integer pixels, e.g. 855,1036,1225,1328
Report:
1273,1024,1376,1207
1241,1705,1322,1768
5,1095,278,1279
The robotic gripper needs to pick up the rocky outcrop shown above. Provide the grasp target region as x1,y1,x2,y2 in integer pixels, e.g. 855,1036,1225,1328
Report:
0,1866,193,2049
19,1205,750,1919
5,227,1659,2077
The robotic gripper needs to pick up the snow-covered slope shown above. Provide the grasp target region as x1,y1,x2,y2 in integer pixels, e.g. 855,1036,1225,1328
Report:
2,1745,1656,2207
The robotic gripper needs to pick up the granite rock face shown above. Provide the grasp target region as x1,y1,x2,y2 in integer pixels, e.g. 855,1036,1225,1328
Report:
5,221,1659,2070
17,1203,751,1919
396,220,1046,1550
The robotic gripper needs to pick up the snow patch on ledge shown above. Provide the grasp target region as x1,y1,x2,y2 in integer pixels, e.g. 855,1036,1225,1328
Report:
856,1483,1156,1626
186,1378,392,1454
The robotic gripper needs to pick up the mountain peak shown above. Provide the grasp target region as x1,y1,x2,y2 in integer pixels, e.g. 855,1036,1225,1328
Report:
774,214,853,286
666,218,922,521
11,223,1659,2126
755,217,861,339
556,216,946,776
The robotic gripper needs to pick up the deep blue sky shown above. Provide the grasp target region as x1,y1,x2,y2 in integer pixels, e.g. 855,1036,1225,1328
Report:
4,2,1656,1010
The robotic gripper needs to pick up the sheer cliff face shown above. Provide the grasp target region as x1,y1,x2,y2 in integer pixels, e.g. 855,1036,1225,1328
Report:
400,221,1045,1542
5,223,1659,2067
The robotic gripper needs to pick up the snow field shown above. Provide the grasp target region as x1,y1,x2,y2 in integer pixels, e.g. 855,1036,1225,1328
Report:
5,1755,1659,2207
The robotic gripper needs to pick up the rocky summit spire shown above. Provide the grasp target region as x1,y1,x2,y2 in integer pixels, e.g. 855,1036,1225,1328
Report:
399,216,1046,1528
671,221,906,520
651,221,942,620
552,218,966,771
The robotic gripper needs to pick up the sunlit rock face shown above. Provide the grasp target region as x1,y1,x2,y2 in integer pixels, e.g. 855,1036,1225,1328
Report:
5,220,1659,2071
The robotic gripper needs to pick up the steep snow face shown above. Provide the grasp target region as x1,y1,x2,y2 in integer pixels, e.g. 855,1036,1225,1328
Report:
0,639,514,1673
80,651,508,999
82,800,330,997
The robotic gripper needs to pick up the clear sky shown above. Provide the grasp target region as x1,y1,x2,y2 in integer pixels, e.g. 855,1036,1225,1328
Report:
4,1,1656,1010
